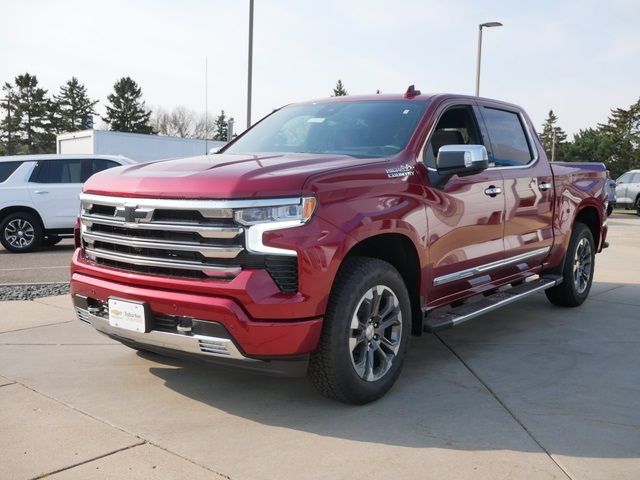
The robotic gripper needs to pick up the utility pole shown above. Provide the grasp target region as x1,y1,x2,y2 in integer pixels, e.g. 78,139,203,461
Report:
247,0,254,129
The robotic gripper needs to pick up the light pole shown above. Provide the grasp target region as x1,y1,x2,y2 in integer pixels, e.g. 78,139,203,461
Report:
246,0,254,129
475,21,503,96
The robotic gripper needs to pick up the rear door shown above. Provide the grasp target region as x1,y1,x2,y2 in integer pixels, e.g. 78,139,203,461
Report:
27,159,84,229
478,104,554,273
27,158,123,229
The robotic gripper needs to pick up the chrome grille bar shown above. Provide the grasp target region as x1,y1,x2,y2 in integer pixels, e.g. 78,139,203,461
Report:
80,215,242,239
85,247,241,278
83,231,242,259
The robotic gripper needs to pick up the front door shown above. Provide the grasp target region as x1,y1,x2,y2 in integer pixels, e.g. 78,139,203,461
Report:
421,104,506,306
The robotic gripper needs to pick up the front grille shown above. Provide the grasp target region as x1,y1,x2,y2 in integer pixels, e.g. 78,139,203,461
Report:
80,194,299,291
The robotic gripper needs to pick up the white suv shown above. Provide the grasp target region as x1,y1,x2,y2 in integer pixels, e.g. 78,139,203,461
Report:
0,154,135,252
615,169,640,215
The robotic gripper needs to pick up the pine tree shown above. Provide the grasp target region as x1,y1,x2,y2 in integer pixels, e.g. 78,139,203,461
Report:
53,77,98,132
0,82,21,155
332,80,348,97
12,73,54,153
213,110,228,141
539,110,567,160
102,77,153,133
597,99,640,177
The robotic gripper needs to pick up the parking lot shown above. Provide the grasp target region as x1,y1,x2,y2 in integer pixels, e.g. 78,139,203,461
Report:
0,239,73,284
0,213,638,479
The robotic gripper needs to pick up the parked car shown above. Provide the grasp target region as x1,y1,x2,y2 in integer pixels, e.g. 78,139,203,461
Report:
615,169,640,215
71,90,608,404
0,154,135,252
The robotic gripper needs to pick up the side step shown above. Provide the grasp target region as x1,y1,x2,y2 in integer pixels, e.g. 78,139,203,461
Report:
423,276,562,332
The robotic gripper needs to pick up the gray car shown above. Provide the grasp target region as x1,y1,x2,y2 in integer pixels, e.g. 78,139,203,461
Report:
615,169,640,215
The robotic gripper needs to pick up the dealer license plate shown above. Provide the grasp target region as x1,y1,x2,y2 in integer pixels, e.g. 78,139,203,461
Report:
108,299,146,333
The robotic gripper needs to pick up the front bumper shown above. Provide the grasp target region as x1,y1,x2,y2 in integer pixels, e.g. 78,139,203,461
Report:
71,271,323,374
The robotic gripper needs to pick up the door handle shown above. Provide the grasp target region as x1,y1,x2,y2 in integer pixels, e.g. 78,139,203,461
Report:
34,190,50,194
539,182,552,191
484,186,502,197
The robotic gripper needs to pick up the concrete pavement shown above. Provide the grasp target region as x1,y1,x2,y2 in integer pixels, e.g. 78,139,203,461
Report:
0,214,638,479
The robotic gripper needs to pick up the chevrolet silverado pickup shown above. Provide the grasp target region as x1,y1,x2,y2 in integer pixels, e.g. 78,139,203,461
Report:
71,88,609,404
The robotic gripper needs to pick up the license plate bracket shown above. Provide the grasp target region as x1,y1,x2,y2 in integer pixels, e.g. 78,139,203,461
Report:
108,298,148,333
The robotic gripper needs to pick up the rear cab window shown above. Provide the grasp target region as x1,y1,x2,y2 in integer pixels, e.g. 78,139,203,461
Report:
480,107,534,167
0,161,22,182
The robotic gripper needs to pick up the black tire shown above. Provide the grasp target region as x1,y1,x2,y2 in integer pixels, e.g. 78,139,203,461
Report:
0,211,44,253
43,237,63,246
545,222,595,307
308,257,411,404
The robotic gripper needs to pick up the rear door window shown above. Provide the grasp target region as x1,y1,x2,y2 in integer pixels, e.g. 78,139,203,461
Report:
0,161,22,182
481,107,533,167
29,160,83,184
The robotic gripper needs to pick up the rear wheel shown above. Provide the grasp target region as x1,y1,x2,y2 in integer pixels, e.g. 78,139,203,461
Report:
545,222,595,307
0,212,44,253
308,257,411,404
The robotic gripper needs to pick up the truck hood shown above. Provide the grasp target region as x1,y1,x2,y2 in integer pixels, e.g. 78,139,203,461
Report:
83,153,381,199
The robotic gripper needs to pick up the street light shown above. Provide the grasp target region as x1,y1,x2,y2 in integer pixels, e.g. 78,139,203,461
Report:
475,21,503,96
246,0,254,129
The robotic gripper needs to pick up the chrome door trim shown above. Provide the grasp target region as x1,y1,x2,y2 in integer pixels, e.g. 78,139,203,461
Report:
433,246,551,286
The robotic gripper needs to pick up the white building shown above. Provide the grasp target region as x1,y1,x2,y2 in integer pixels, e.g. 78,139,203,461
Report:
56,130,226,162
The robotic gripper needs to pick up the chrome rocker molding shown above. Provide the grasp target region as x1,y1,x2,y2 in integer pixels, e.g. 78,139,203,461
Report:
433,246,551,286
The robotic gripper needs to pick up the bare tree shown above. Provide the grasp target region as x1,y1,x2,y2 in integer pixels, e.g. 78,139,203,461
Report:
192,111,216,140
150,105,197,138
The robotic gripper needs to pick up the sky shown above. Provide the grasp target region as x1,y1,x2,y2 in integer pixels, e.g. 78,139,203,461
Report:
1,0,639,137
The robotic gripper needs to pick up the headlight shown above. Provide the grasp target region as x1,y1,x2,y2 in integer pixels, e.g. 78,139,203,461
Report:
238,196,317,256
235,196,317,226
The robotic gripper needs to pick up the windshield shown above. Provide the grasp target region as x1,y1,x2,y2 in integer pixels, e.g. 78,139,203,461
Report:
225,100,428,158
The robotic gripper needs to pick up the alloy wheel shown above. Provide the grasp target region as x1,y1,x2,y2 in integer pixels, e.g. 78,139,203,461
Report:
4,219,35,249
349,285,403,382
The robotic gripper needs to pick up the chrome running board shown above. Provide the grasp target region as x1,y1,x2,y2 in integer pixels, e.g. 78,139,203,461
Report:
423,276,562,332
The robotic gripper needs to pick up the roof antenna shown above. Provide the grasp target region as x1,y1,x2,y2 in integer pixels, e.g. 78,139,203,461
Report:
404,85,421,99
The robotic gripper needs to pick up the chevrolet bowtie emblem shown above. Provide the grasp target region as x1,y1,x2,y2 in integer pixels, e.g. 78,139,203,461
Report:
116,204,152,223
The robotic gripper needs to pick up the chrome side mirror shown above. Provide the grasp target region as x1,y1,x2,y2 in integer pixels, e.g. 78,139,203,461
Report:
436,144,489,176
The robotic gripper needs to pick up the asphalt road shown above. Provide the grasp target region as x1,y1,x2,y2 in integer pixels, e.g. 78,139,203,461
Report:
0,239,74,284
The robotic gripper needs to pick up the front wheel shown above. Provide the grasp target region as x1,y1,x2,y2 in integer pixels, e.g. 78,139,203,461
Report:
308,257,411,404
545,222,595,307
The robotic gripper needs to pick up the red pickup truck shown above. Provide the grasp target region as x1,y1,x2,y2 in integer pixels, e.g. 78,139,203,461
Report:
71,89,609,404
